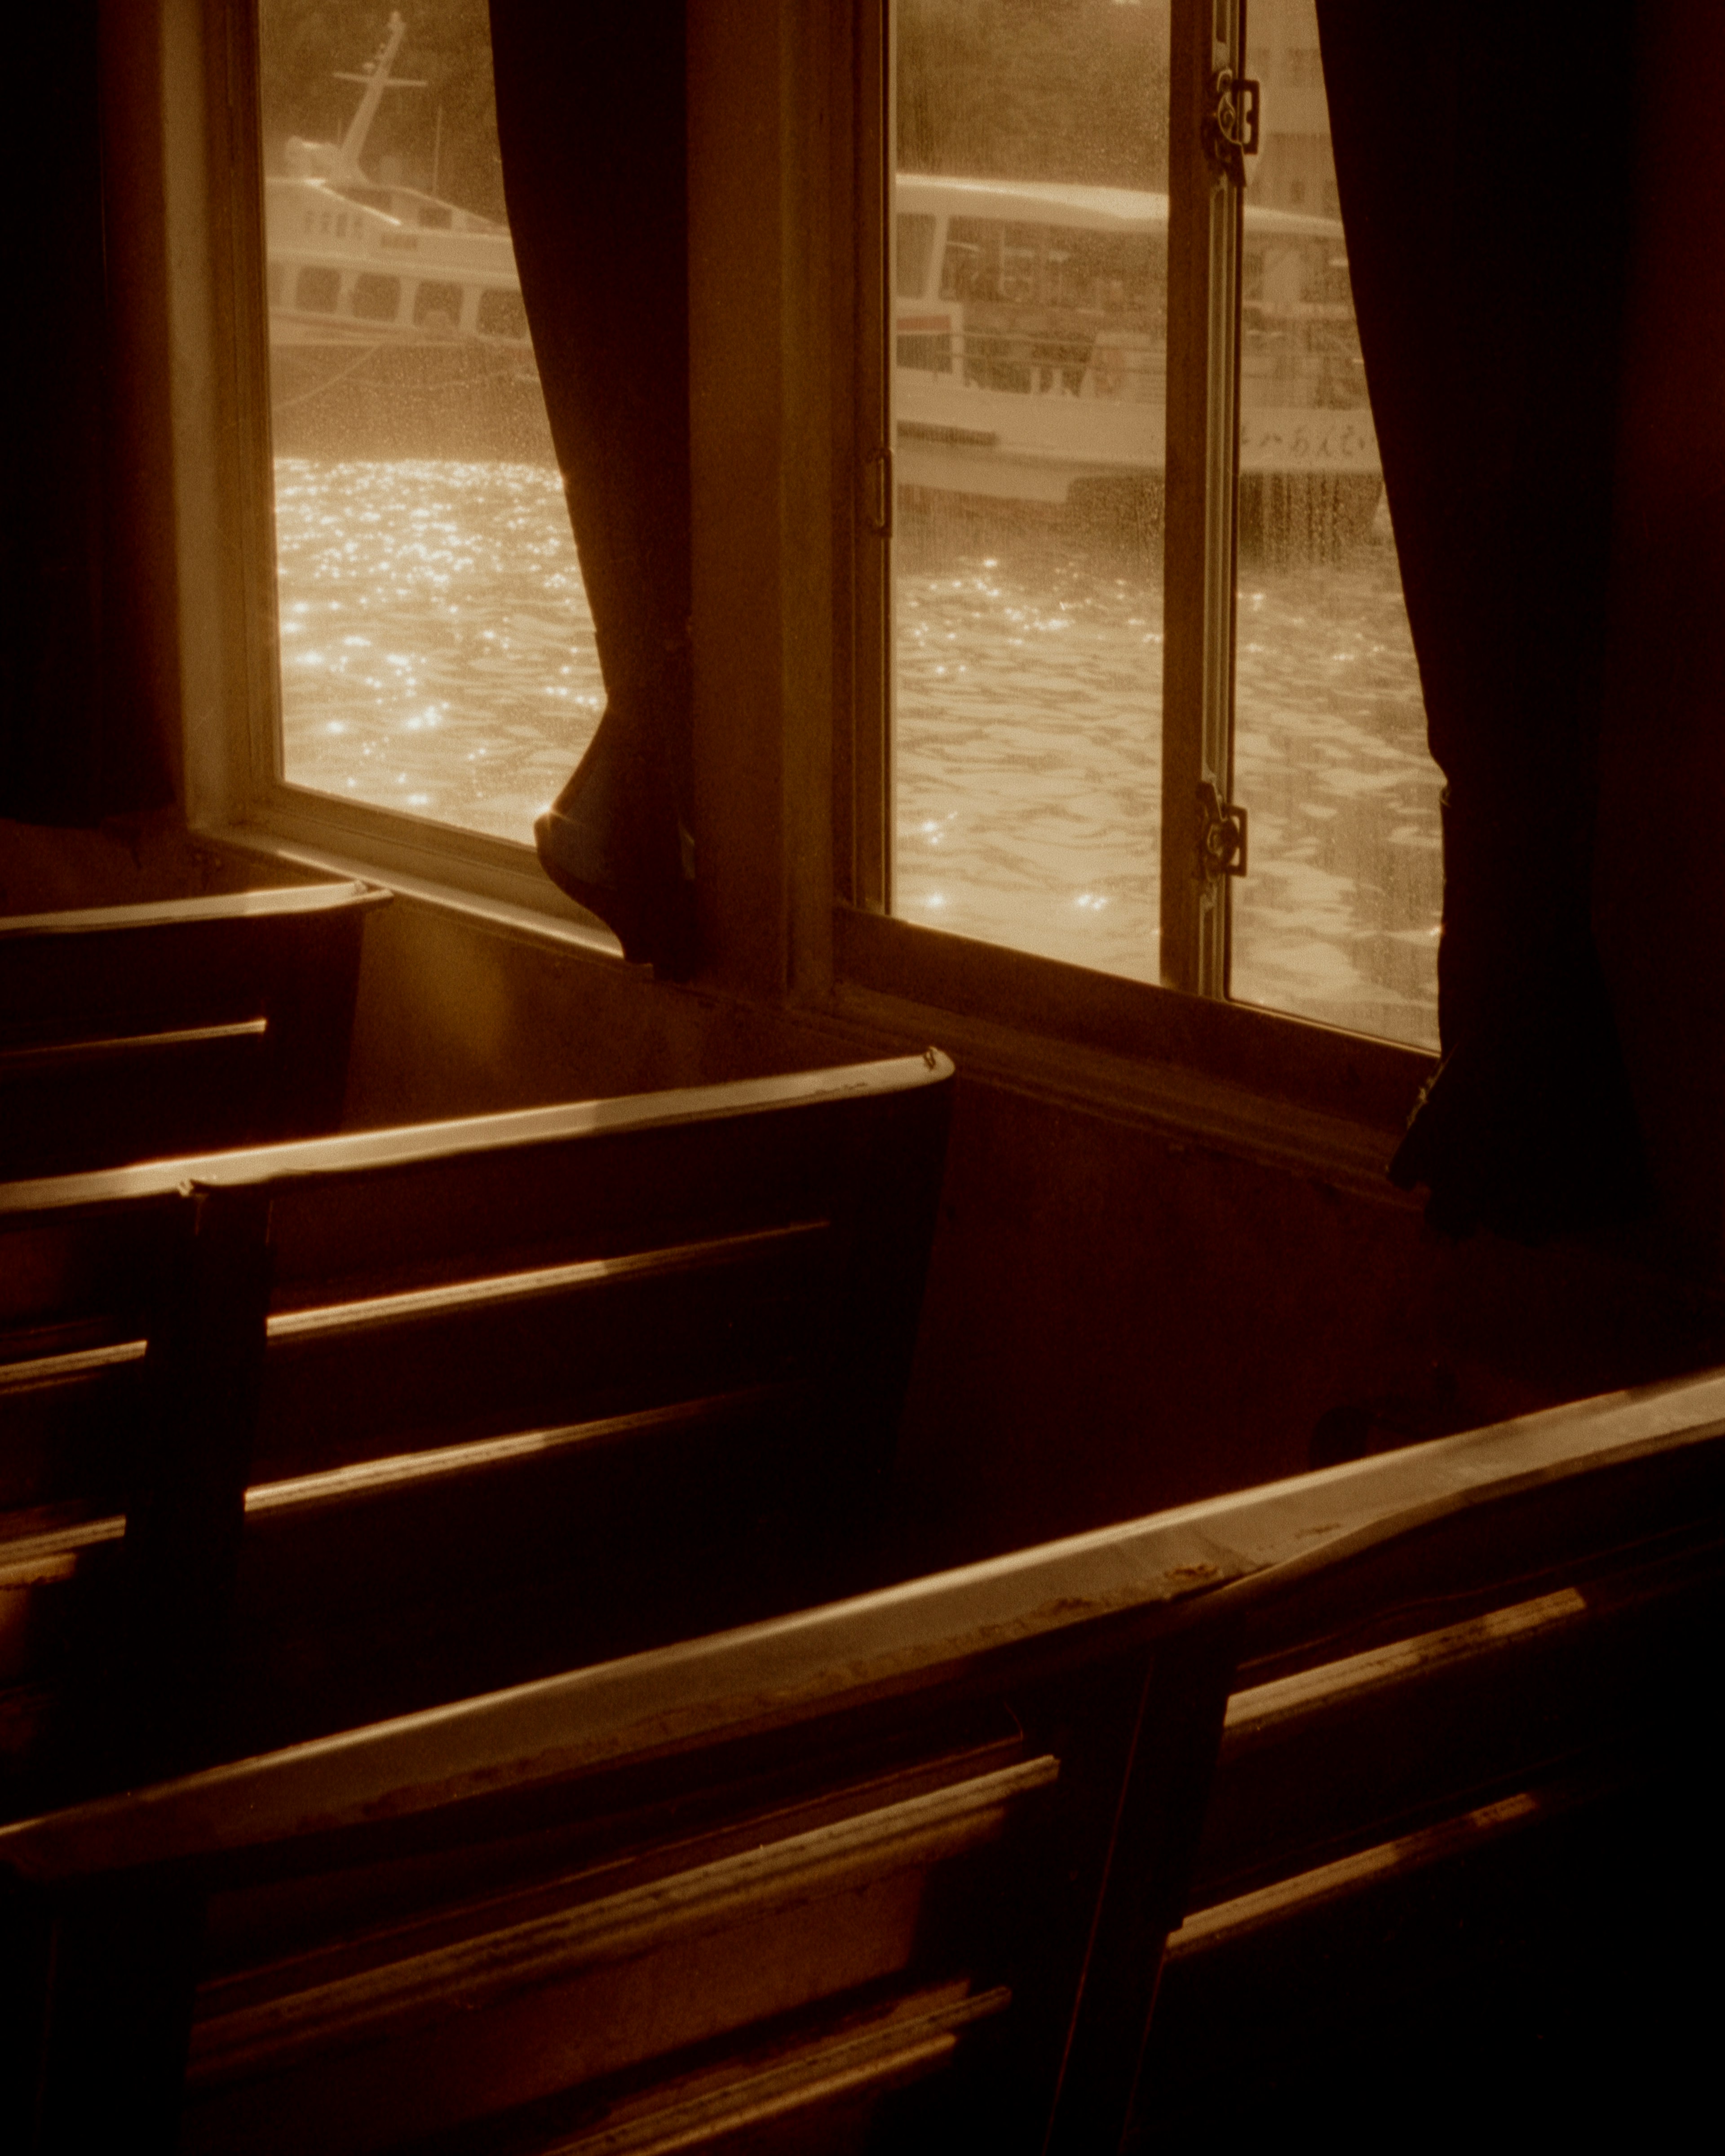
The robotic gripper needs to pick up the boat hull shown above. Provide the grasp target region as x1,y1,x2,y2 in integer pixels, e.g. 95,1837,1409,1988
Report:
894,369,1380,504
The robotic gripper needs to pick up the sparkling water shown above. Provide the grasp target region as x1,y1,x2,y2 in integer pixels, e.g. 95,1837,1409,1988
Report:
275,457,1439,1049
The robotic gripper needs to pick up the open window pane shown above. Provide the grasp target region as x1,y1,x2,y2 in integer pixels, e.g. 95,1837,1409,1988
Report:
258,4,598,846
892,0,1442,1052
1225,0,1441,1049
892,0,1172,977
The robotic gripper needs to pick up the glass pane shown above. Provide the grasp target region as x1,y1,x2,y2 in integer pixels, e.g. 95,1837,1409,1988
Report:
893,0,1172,977
1225,0,1441,1048
259,4,599,844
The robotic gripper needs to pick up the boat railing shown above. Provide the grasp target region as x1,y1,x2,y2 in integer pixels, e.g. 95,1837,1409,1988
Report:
898,306,1362,414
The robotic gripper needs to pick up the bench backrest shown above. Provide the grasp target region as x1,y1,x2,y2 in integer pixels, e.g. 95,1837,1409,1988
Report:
0,1490,1239,2154
0,1052,954,1808
1133,1370,1725,2136
0,1182,272,1807
0,882,387,1179
7,1357,1723,2152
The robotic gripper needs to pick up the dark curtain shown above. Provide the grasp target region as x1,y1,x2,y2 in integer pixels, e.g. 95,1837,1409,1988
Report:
0,8,169,828
490,2,697,975
1313,3,1647,1238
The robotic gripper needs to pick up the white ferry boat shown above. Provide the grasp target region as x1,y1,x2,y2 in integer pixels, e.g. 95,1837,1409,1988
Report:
263,14,544,455
894,173,1380,515
265,18,1379,508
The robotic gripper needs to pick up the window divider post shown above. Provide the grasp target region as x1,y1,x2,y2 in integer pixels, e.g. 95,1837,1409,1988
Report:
1159,0,1246,999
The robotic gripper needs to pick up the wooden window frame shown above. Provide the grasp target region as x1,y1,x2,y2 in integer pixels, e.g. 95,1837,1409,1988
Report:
821,0,1430,1125
165,0,617,953
155,0,1430,1154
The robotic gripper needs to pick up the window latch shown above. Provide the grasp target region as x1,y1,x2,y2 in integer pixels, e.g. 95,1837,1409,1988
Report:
863,446,893,539
1204,68,1261,186
1197,781,1248,879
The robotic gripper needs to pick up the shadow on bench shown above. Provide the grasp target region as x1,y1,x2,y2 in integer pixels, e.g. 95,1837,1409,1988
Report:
0,882,389,1178
3,1360,1721,2150
1136,1375,1725,2141
0,1051,954,1811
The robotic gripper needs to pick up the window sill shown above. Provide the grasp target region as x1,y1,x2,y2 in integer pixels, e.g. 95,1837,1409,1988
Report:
200,789,624,966
827,906,1432,1201
191,801,1430,1201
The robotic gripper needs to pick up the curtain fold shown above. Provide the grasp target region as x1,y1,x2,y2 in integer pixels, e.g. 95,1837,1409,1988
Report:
0,7,170,831
489,1,697,975
1314,2,1647,1237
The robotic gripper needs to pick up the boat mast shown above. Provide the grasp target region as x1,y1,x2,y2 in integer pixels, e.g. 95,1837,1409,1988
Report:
329,11,425,184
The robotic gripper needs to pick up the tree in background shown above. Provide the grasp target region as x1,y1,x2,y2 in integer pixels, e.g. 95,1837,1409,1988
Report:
898,0,1170,190
259,2,505,222
258,2,1173,225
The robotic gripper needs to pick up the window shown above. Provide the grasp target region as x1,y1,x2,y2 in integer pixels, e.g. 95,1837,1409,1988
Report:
410,279,466,331
170,0,1438,1124
236,3,604,906
477,288,528,340
294,264,340,313
897,210,936,298
883,0,1439,1049
350,273,402,323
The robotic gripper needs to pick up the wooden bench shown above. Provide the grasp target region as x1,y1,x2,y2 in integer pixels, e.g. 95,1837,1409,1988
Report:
3,1361,1720,2151
0,881,388,1179
1134,1372,1725,2141
0,1484,1238,2154
0,1051,955,1811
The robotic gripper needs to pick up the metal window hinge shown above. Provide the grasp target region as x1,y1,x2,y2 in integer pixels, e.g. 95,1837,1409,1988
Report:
1198,781,1248,879
1204,68,1261,185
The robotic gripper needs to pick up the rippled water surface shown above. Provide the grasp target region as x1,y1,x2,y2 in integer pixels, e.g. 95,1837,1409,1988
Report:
276,458,1440,1049
1233,546,1440,1046
275,459,605,842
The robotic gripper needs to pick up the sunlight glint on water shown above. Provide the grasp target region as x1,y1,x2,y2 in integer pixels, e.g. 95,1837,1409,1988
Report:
275,457,1438,1051
275,458,603,846
893,500,1439,1049
894,512,1163,977
1232,541,1440,1047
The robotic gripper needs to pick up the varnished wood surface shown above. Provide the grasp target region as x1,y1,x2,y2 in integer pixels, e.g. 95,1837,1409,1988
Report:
0,880,389,936
7,1357,1722,1880
185,1758,1057,2089
4,1056,1719,2152
0,878,388,1179
3,1354,1721,2154
0,1048,953,1216
0,1047,957,1807
0,1018,267,1074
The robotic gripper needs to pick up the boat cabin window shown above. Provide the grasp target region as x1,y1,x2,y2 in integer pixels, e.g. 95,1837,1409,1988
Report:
351,274,402,323
897,212,937,299
477,289,528,341
411,279,465,332
883,0,1441,1048
295,265,340,314
934,219,1166,350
